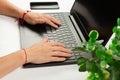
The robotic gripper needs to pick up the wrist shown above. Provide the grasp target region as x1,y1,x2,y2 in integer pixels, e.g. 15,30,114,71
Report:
14,50,26,65
18,10,31,25
17,9,25,18
22,48,33,63
22,48,28,64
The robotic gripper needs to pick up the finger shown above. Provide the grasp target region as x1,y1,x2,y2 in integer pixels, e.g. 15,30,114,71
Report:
41,37,49,43
50,42,65,47
51,57,66,62
44,18,59,28
47,15,61,25
52,46,72,53
52,52,72,57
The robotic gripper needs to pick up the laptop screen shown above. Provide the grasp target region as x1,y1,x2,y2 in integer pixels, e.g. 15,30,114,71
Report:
70,0,120,45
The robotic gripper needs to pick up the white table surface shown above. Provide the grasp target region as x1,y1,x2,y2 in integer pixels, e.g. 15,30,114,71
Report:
0,0,87,80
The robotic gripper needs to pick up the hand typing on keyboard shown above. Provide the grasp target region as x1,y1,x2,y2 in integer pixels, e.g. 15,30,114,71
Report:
24,12,61,28
26,37,72,64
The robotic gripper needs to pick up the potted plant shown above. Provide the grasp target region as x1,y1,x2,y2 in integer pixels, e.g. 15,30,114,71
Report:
73,18,120,80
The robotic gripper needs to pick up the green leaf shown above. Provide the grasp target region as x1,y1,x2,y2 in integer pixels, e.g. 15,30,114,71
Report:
86,72,103,80
72,47,86,52
86,61,99,72
109,44,116,50
105,49,112,55
100,60,107,68
112,49,119,55
116,45,120,53
81,42,88,47
79,63,87,72
111,45,120,56
112,27,117,33
102,69,110,80
95,49,106,60
104,50,113,63
86,42,96,52
112,38,118,44
114,27,120,35
117,18,120,26
77,57,88,65
89,38,96,43
77,57,88,72
89,30,99,40
86,72,96,80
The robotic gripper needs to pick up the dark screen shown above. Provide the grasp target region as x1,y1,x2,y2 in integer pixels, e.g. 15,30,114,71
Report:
70,0,120,45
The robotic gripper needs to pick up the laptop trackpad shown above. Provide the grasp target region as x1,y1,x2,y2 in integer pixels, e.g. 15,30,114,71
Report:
20,23,48,48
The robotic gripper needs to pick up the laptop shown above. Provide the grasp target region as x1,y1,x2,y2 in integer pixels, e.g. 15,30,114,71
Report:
19,0,120,68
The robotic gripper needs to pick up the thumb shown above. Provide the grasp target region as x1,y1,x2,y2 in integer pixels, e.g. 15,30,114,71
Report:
41,37,49,43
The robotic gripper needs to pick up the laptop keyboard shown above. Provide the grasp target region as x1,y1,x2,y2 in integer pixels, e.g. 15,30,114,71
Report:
46,13,81,61
22,13,87,68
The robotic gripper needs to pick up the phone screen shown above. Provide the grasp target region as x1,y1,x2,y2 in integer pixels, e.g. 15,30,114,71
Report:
30,2,59,10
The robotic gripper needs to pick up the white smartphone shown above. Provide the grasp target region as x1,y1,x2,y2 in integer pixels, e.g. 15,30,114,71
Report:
30,2,59,10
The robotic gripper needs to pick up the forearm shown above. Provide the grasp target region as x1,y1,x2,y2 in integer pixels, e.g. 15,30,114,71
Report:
0,50,25,78
0,0,25,18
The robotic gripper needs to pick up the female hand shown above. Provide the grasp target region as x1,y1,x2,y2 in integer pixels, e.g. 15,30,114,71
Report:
26,38,72,64
24,12,61,28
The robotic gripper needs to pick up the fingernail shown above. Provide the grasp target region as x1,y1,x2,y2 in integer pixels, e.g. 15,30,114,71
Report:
55,25,58,28
68,53,72,56
59,22,62,25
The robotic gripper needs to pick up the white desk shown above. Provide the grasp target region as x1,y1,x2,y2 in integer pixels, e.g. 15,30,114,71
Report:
0,0,87,80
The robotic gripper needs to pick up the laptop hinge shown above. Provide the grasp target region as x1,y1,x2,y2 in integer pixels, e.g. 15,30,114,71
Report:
69,15,86,42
